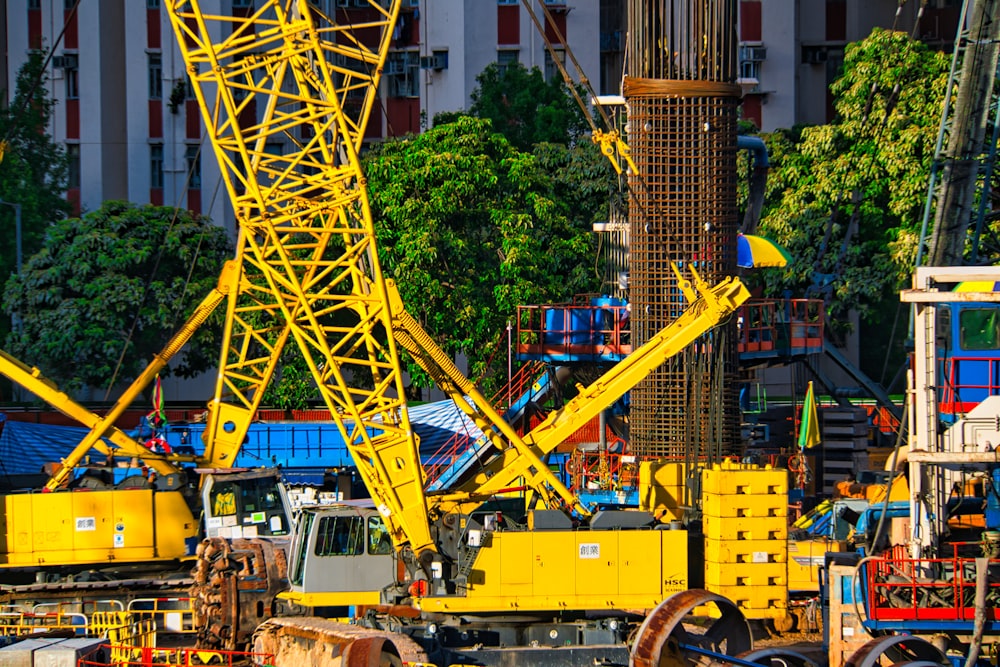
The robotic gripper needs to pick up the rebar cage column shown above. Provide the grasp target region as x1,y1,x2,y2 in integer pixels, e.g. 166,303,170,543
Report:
625,0,741,462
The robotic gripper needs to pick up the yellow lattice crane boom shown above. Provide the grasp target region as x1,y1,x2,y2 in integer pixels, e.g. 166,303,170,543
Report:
165,0,436,557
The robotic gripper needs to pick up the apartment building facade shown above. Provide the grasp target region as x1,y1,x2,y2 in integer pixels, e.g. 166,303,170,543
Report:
0,0,962,225
743,0,959,131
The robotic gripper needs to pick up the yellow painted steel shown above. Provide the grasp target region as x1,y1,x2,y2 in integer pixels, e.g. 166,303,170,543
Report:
164,0,435,557
638,461,688,521
786,537,845,593
702,514,788,541
1,489,197,566
278,590,382,608
165,0,751,568
415,529,688,614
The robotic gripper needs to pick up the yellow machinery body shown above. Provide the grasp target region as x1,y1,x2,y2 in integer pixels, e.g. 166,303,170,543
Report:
0,489,197,567
415,528,689,615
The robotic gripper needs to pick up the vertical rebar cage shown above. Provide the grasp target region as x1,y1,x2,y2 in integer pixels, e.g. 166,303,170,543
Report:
625,0,741,463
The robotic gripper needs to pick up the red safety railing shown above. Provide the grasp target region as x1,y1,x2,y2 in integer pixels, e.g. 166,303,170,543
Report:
865,544,1000,621
80,644,275,667
939,355,1000,416
516,300,631,359
423,361,548,487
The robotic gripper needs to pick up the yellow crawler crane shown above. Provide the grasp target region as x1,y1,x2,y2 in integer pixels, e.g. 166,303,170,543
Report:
0,264,241,570
164,3,818,666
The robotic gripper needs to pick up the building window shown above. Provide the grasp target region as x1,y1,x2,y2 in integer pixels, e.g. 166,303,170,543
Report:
544,49,565,82
29,0,41,8
497,49,519,75
185,145,201,190
150,144,164,189
148,53,163,99
65,65,79,100
498,0,517,4
386,51,419,97
64,0,75,8
146,0,160,7
67,144,80,189
232,0,253,7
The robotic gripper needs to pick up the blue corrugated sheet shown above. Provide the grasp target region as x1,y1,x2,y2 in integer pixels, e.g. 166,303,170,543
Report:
0,399,485,478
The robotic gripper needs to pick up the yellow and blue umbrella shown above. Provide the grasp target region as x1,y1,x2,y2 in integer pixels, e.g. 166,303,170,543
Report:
737,233,792,269
954,281,1000,292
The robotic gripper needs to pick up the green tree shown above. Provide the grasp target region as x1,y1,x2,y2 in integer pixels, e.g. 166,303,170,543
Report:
363,116,606,391
0,50,72,323
468,62,590,151
3,201,233,395
755,28,950,329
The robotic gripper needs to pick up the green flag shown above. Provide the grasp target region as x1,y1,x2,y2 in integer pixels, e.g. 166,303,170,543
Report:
797,381,820,450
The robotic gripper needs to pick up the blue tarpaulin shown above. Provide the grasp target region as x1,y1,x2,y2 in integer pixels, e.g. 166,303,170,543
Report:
0,399,486,478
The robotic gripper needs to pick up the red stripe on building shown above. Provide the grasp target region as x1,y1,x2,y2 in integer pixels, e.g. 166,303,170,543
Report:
185,100,200,139
66,99,80,140
386,98,420,138
740,1,761,42
149,100,163,139
147,8,161,49
544,11,567,43
826,0,846,42
28,9,42,50
498,5,519,45
64,9,78,49
741,95,762,130
67,189,81,216
187,189,201,215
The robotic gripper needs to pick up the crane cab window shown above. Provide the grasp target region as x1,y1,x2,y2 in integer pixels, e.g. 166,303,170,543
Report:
367,516,392,555
315,515,365,556
959,308,1000,350
211,483,238,516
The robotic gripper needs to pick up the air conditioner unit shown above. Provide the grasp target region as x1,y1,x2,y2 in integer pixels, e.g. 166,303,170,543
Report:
420,52,448,71
739,44,767,62
802,46,828,65
51,54,78,70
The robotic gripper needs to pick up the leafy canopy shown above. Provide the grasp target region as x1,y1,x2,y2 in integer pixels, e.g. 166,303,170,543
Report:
3,201,233,395
0,50,72,319
364,116,608,390
755,28,950,326
467,62,590,151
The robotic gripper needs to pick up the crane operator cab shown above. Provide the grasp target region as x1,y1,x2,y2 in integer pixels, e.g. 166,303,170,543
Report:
201,469,293,539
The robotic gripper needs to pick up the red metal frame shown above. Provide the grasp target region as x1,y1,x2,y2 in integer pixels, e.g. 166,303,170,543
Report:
865,544,1000,621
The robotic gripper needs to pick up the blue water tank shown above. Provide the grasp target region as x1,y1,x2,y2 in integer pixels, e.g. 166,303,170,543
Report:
591,296,627,333
544,307,593,345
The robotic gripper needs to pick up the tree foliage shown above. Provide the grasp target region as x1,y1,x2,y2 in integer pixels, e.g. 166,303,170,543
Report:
364,116,607,391
0,50,72,322
3,201,233,395
754,28,950,327
468,62,590,151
